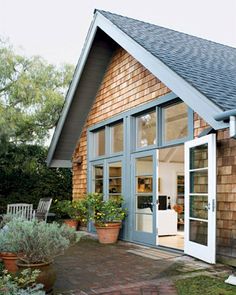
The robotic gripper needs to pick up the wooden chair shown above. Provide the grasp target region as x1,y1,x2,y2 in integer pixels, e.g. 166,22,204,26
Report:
7,203,33,220
33,198,52,221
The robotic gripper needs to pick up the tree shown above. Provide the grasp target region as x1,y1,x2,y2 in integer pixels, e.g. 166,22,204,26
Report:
0,143,72,213
0,38,74,144
0,39,74,210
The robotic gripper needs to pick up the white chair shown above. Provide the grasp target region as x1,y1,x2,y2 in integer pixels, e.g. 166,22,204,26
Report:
7,203,33,220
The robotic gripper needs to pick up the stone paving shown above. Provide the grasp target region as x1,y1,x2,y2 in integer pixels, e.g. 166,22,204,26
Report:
53,236,231,295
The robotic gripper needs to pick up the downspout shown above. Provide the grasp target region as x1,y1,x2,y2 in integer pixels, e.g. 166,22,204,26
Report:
214,109,236,138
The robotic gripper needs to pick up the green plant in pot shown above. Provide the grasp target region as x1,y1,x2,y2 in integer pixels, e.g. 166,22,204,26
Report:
55,199,88,229
86,193,127,244
5,219,81,293
0,215,23,273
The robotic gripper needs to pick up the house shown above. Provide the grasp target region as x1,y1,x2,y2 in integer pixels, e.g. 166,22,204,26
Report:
47,10,236,265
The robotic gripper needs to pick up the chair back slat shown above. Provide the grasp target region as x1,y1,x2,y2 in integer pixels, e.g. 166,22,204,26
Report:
7,203,33,220
35,198,52,221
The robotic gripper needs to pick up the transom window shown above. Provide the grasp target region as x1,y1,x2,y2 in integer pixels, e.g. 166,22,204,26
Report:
93,121,124,158
111,122,123,153
136,110,157,148
94,128,105,157
163,102,188,143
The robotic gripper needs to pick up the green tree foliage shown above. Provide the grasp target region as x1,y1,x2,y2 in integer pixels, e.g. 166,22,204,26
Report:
0,38,74,144
0,38,74,209
0,143,72,213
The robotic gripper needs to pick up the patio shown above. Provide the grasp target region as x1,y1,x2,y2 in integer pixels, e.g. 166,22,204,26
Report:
54,235,231,295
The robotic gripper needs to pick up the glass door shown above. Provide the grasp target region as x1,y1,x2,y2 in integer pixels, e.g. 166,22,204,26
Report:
131,150,158,245
184,134,216,263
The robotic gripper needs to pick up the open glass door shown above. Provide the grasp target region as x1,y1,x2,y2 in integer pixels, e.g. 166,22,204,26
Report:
131,150,158,245
184,134,216,263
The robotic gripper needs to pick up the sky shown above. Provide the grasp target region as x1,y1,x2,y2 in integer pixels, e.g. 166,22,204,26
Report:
0,0,236,66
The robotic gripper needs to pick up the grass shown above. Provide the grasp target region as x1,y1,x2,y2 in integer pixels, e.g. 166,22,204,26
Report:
176,275,236,295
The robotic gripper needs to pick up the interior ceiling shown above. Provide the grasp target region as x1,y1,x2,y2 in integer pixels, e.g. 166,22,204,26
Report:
159,145,184,163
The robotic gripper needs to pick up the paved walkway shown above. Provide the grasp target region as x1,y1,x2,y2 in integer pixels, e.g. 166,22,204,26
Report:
54,236,230,295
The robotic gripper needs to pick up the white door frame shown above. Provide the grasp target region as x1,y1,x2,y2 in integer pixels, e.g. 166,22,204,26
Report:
184,134,216,264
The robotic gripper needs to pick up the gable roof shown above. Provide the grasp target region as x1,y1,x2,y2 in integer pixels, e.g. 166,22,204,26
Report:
47,10,233,167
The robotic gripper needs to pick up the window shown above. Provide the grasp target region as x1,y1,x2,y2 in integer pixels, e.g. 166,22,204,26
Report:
94,128,105,157
163,102,188,142
137,110,157,148
92,164,103,193
109,162,122,199
111,122,123,153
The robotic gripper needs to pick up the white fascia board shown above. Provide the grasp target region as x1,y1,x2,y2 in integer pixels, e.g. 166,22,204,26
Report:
96,13,228,131
47,15,100,167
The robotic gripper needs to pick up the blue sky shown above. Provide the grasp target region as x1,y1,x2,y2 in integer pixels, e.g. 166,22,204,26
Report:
1,0,235,65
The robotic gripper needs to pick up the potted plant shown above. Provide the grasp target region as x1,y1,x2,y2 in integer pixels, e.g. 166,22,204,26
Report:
86,193,127,244
0,215,22,273
4,218,81,293
55,199,88,229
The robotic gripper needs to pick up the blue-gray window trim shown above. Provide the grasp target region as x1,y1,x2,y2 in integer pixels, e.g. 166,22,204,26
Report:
88,92,194,157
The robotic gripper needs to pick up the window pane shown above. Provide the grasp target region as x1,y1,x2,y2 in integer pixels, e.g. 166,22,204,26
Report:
137,177,153,193
93,165,103,193
136,195,153,212
94,128,105,156
136,156,153,175
190,195,208,220
136,213,152,233
109,162,122,197
164,102,188,142
190,144,208,169
189,220,208,246
190,170,208,193
111,122,123,153
137,111,157,148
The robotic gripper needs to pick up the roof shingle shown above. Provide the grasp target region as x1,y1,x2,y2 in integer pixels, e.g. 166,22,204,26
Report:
99,10,236,111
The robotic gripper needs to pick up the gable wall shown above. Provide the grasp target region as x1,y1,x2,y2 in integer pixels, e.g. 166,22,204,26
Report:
72,47,171,198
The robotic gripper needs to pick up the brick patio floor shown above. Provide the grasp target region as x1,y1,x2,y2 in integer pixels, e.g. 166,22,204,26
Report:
53,236,231,295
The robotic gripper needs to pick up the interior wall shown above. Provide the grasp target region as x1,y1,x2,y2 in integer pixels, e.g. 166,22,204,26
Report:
158,162,184,207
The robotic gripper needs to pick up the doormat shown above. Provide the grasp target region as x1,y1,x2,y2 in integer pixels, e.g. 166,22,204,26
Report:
127,247,183,260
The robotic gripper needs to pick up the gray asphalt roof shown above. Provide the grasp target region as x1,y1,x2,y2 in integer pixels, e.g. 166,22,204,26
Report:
98,10,236,111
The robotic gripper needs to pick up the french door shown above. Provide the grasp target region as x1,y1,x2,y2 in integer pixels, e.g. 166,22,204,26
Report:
184,134,216,263
131,150,158,245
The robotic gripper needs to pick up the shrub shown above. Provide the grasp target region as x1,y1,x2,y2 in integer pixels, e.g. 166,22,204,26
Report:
55,199,88,223
2,219,82,264
0,269,45,295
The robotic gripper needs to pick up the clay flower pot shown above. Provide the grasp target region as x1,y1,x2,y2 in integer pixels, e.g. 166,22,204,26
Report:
17,260,56,293
1,252,18,273
63,219,78,230
95,222,121,244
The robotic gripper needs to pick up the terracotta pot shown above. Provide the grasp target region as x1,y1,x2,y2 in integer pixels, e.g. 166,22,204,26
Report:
63,219,78,230
95,222,121,244
17,260,56,293
1,252,18,273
